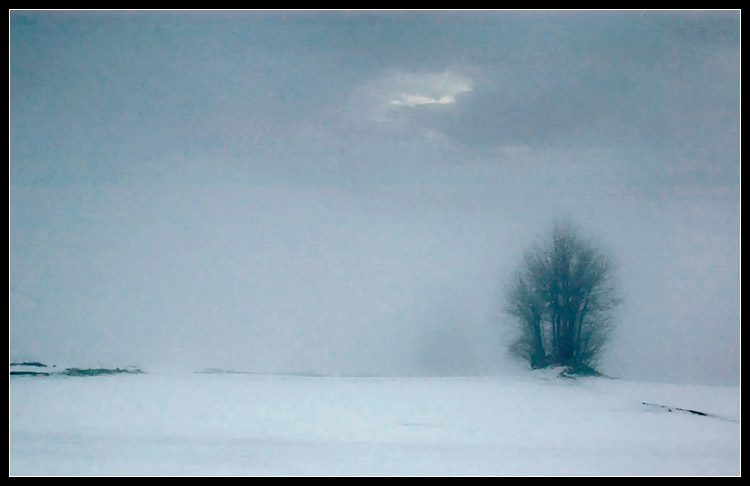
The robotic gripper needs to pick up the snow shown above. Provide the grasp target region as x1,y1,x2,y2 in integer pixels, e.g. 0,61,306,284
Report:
9,368,740,476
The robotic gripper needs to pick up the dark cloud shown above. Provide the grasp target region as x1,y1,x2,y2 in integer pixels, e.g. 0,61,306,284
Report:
372,11,741,197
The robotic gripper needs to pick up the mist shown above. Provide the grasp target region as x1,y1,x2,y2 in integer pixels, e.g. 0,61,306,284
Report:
9,11,740,385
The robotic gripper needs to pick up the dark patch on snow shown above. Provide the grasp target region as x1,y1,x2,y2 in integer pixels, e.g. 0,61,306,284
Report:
642,402,740,423
10,362,144,378
10,362,49,368
63,367,144,377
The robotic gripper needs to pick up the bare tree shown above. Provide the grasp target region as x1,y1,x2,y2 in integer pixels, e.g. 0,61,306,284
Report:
506,220,621,372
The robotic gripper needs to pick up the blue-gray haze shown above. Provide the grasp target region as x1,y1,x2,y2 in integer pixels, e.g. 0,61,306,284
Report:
9,11,740,384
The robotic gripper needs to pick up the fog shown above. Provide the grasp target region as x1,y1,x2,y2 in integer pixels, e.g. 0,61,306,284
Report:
9,11,740,385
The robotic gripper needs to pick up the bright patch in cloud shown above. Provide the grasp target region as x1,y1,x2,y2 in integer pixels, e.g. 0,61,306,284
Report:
390,93,459,107
348,69,475,127
384,71,473,108
357,70,474,115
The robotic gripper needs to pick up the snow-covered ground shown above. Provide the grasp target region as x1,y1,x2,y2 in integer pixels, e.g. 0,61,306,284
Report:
9,368,740,476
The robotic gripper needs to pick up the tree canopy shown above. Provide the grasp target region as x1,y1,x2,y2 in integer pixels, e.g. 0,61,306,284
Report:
506,220,621,373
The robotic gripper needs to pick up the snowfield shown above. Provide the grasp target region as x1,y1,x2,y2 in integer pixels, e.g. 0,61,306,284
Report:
9,369,740,476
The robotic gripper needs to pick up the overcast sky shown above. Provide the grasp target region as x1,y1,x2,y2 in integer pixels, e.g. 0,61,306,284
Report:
9,10,740,384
